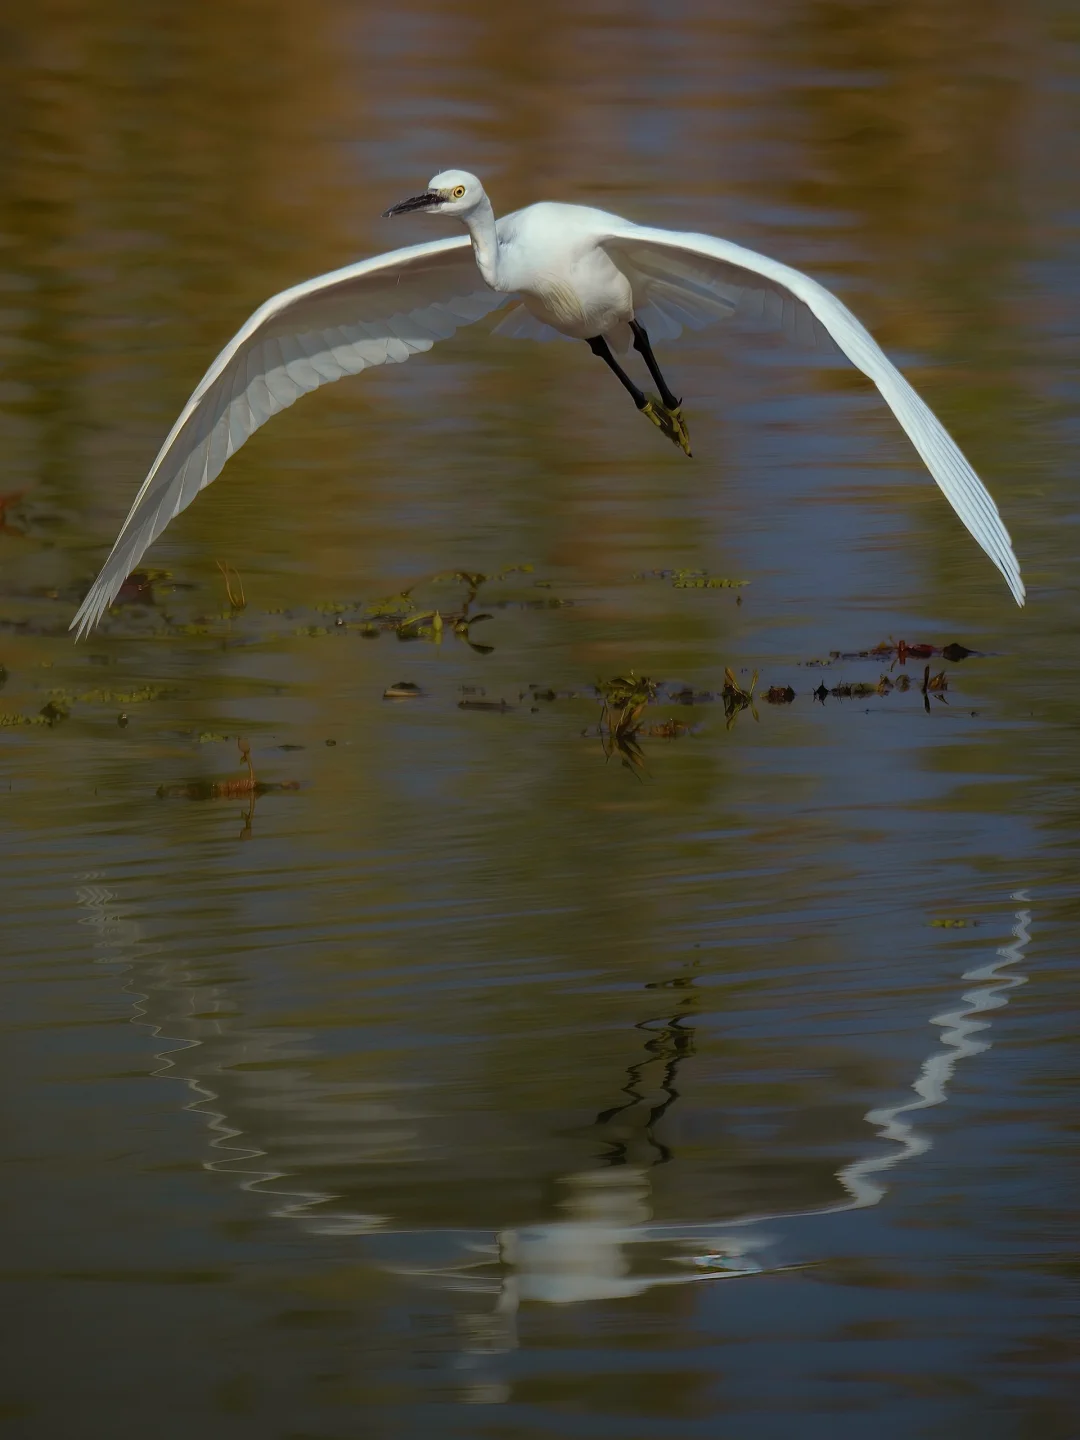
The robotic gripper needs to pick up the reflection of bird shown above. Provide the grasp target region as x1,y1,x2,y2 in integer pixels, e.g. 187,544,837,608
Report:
72,168,1024,636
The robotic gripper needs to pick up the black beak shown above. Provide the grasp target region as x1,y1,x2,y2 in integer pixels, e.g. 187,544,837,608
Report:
382,191,443,218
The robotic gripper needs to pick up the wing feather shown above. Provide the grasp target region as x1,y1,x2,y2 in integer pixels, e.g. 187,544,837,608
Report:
72,235,507,637
603,225,1024,605
490,303,570,343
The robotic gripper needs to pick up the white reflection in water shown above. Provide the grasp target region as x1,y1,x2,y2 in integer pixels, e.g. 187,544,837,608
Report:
75,878,1032,1317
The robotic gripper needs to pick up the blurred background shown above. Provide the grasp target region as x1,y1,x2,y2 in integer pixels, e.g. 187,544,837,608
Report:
1,1,1078,1435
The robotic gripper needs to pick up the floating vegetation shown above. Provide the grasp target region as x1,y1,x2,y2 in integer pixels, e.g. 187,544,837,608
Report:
352,565,541,654
591,673,660,772
157,736,299,802
48,684,177,706
155,739,299,840
721,668,758,729
921,665,949,713
764,685,796,705
811,673,910,703
823,680,886,700
667,686,715,705
930,919,973,929
597,672,657,727
459,697,515,713
1,705,66,728
383,681,423,700
636,568,749,589
0,682,171,728
57,559,549,650
646,719,693,739
804,638,984,668
589,675,698,764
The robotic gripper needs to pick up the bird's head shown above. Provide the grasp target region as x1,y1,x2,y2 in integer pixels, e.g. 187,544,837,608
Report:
382,170,485,220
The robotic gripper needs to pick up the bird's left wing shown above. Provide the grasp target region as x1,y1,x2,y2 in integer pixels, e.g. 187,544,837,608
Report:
600,224,1025,606
72,236,508,637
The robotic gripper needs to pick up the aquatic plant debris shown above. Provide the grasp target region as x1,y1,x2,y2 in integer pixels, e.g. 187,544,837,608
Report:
592,673,660,772
721,668,758,729
38,700,68,726
383,682,423,699
59,560,545,650
804,639,984,668
357,566,534,654
635,568,749,588
646,719,694,738
48,684,177,706
1,709,60,728
158,736,299,800
921,666,950,713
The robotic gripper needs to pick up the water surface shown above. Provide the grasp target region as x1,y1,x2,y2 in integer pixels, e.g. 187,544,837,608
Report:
2,3,1079,1435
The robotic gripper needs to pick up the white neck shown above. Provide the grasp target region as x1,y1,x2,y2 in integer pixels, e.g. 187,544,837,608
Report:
463,196,501,289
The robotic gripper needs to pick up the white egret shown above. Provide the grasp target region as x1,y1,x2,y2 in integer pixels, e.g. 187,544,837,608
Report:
71,168,1025,637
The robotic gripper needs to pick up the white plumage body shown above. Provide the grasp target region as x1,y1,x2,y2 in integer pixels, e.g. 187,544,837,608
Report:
70,167,1025,638
493,204,636,340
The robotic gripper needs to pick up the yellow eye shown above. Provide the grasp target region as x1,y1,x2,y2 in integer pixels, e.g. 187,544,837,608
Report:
452,185,466,199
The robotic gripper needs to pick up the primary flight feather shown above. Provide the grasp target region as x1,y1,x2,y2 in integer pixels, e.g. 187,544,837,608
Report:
71,168,1024,637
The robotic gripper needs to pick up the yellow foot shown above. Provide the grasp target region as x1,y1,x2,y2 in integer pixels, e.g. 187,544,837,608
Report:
641,399,692,457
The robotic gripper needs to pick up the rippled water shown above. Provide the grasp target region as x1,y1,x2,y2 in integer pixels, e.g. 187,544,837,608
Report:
2,3,1079,1435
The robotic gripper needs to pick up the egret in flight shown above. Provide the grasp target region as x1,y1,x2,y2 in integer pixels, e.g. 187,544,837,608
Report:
71,169,1024,636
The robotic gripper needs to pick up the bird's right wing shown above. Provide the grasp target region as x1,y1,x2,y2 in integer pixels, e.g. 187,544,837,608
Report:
72,235,508,637
601,224,1024,606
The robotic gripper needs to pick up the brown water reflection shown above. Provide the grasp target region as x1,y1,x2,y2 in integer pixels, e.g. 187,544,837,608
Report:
2,2,1079,1436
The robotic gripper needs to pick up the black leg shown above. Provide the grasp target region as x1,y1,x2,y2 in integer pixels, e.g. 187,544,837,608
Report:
630,320,681,411
587,335,647,410
587,331,692,456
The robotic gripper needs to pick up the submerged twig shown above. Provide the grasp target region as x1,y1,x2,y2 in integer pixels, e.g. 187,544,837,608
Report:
216,560,246,610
